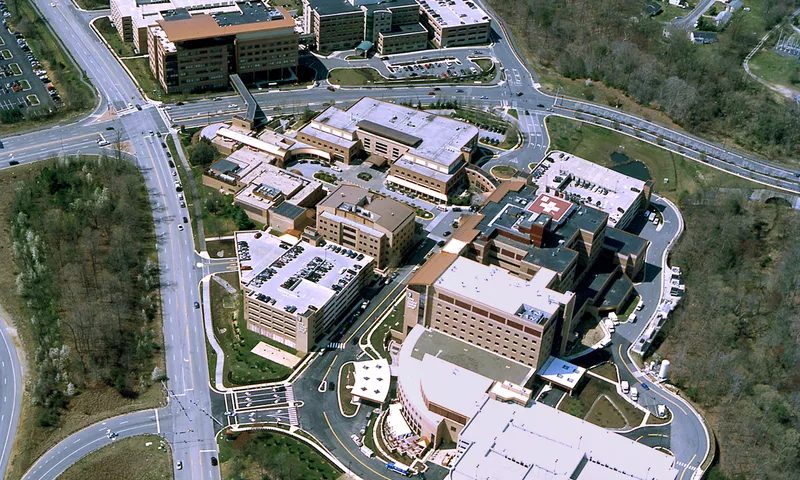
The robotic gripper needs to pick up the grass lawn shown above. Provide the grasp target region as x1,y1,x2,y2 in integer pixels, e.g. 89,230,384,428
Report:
473,58,494,72
411,205,433,220
748,48,800,89
19,79,30,91
0,161,165,480
558,376,644,429
585,396,627,429
210,273,293,386
219,430,341,480
508,108,519,119
9,63,21,75
0,49,11,59
545,116,762,203
59,435,172,480
271,0,302,12
328,67,385,85
26,94,39,106
338,362,358,416
490,164,517,179
95,17,136,58
207,239,236,258
589,362,619,383
368,298,404,359
74,0,109,9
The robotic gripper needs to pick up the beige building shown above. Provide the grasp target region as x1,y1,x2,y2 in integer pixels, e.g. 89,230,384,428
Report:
298,98,479,203
418,0,491,48
147,3,298,93
403,253,576,370
316,185,416,270
236,231,374,353
203,148,325,230
302,0,366,52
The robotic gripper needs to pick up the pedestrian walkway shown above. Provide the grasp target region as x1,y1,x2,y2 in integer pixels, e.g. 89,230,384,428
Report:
327,342,346,350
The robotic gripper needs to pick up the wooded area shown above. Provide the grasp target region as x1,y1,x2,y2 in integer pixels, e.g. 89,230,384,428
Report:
10,156,163,426
654,193,800,479
489,0,800,162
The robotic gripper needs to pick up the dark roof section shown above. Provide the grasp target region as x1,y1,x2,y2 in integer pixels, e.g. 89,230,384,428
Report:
209,158,240,175
599,273,634,310
215,2,285,27
270,202,306,220
364,0,419,11
306,0,361,15
381,22,428,36
604,227,648,257
554,205,607,244
523,246,578,276
162,8,192,21
356,120,422,147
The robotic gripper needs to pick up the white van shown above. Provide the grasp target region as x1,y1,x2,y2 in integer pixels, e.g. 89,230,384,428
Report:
636,299,644,311
628,313,637,323
621,380,630,394
630,387,639,401
360,446,375,458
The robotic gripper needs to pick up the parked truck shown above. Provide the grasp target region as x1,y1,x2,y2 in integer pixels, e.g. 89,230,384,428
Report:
630,387,639,401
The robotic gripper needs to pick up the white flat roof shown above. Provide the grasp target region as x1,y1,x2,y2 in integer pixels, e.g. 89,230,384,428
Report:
218,127,289,159
434,256,573,318
418,0,490,28
312,98,478,169
452,398,678,480
351,359,392,404
537,356,586,391
419,355,492,418
235,231,373,316
535,151,647,227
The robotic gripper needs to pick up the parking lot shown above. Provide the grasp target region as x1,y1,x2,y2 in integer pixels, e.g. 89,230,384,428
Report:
0,6,57,116
384,53,492,81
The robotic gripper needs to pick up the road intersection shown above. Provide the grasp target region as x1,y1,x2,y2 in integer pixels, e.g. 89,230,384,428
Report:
1,0,799,478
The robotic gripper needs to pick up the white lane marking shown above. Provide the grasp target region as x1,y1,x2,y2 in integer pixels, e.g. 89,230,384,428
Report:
155,409,161,434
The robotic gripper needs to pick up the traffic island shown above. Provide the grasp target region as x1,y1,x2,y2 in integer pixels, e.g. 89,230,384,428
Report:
489,164,517,180
337,362,359,417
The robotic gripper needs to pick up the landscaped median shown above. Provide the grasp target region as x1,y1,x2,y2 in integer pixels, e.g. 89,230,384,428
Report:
328,58,498,87
367,298,405,360
337,362,359,417
489,164,517,180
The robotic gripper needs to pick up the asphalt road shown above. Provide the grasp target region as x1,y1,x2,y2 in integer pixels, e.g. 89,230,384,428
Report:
0,0,223,478
1,0,795,476
0,310,22,479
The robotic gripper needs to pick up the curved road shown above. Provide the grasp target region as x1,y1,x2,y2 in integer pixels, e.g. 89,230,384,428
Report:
0,311,22,479
1,0,797,477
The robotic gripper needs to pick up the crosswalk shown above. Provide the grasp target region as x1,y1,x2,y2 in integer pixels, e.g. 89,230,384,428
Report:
327,342,346,350
675,461,697,472
286,385,299,426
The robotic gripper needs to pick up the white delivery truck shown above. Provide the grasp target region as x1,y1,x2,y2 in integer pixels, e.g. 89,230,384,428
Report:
360,446,375,458
630,387,639,401
621,380,630,394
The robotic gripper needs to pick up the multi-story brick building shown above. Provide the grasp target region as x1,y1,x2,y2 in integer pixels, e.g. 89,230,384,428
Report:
418,0,491,48
403,252,576,370
298,98,479,203
315,185,416,270
235,231,374,353
147,3,298,93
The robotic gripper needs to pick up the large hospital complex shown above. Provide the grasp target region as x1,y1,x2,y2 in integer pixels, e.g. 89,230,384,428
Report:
202,87,671,477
